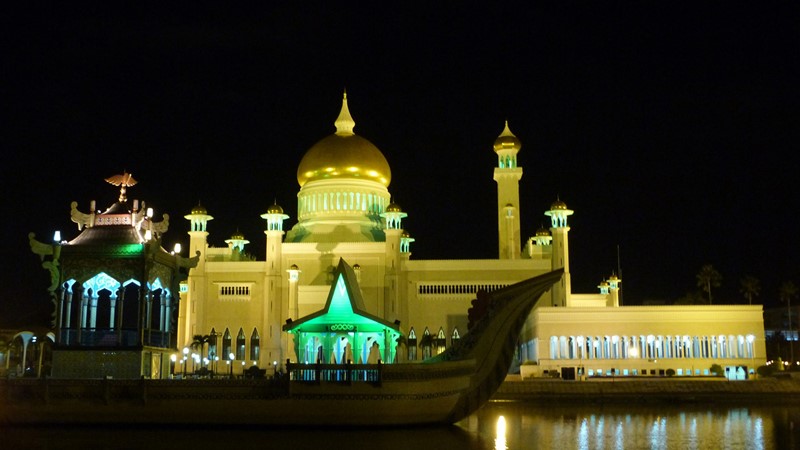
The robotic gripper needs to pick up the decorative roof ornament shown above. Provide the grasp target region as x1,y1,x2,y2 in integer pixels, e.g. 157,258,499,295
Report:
104,172,138,202
334,90,356,136
493,120,521,153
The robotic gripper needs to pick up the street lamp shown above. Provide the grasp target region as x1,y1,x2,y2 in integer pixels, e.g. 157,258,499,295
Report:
170,354,177,378
229,352,235,379
182,347,189,377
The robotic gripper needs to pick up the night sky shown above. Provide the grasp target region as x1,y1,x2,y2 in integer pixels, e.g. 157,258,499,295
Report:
3,4,799,326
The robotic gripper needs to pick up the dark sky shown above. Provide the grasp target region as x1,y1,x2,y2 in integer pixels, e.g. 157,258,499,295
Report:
3,4,799,326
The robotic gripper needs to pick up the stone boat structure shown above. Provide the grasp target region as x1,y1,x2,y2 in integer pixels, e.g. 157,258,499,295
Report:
0,268,562,426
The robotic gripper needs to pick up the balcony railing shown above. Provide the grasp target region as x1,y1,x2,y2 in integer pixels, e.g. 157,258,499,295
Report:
287,362,382,386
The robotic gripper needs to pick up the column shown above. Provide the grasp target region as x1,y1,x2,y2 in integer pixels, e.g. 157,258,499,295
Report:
109,295,117,329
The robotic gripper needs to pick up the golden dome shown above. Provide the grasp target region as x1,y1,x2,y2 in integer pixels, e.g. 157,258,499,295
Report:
296,93,391,187
550,199,568,210
191,203,207,215
386,202,403,213
229,230,245,240
266,203,284,214
493,120,521,153
535,227,551,237
297,134,391,187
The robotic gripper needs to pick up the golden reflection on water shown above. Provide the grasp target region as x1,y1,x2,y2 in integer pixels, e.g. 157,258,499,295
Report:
463,402,788,450
495,415,507,450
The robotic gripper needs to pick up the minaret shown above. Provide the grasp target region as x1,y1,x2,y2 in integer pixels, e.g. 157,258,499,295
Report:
182,203,213,347
380,202,407,320
526,226,552,259
607,273,622,307
224,230,249,254
544,199,573,307
493,121,523,259
260,202,289,363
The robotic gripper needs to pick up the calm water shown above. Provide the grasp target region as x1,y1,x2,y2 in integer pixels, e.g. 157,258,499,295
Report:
3,402,799,449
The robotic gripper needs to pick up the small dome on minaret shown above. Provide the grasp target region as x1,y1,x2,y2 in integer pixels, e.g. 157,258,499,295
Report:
550,199,569,211
266,202,284,215
191,203,208,215
493,121,522,153
385,202,403,213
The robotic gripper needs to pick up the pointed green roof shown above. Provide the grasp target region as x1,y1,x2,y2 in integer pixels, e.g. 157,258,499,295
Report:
282,259,400,333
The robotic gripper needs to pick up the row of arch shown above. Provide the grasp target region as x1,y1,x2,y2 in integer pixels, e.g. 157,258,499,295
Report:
198,327,261,363
57,272,174,348
544,334,758,361
497,154,517,169
297,190,389,218
403,327,460,361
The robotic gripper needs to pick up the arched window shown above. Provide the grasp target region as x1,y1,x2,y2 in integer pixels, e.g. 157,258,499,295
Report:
421,328,432,359
250,328,260,362
236,328,246,360
407,328,417,361
559,336,568,359
435,327,447,355
550,336,559,359
208,328,218,361
568,336,575,359
452,328,460,343
222,328,232,360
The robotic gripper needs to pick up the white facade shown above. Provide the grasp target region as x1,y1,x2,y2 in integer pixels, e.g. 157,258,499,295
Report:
178,94,766,377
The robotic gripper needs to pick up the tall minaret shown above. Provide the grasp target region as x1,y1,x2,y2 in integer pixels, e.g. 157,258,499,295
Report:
493,121,523,259
545,199,573,307
260,202,289,364
380,202,407,320
182,203,213,347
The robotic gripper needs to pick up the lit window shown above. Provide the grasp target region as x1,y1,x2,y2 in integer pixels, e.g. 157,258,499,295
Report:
250,328,260,361
222,328,232,359
217,284,253,302
236,328,246,360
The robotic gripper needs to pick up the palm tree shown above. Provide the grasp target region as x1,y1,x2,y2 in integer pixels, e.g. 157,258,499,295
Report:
739,275,761,305
191,334,210,368
779,281,798,362
696,265,722,305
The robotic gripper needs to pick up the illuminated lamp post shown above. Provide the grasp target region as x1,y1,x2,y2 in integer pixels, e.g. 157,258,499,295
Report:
182,347,189,377
229,352,235,379
170,354,177,378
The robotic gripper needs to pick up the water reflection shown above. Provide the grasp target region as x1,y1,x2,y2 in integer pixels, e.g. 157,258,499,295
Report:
495,415,507,450
463,402,799,449
2,402,799,449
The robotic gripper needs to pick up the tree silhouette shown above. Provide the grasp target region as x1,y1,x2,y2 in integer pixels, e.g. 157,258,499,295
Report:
739,275,761,305
191,334,210,368
696,265,722,305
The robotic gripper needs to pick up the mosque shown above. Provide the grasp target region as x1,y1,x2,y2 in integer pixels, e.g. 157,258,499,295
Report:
29,93,766,380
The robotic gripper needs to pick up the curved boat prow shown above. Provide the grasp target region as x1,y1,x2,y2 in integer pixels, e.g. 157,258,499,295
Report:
429,268,564,423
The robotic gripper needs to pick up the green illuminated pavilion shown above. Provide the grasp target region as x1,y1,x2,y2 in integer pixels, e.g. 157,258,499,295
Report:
283,259,401,364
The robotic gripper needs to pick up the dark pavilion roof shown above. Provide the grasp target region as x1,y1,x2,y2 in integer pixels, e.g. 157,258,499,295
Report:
68,201,144,247
68,225,143,246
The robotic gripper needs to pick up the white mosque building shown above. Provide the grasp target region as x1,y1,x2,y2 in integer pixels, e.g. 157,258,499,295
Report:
175,93,766,380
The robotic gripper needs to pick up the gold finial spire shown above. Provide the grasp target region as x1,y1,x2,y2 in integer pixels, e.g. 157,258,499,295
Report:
334,90,355,136
104,172,138,202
